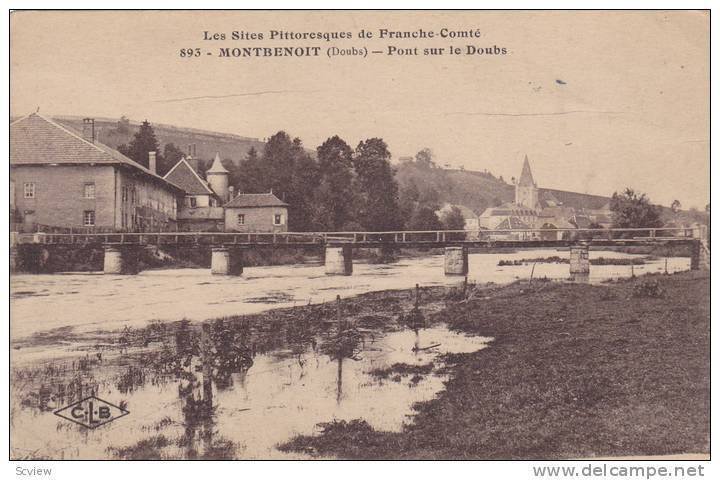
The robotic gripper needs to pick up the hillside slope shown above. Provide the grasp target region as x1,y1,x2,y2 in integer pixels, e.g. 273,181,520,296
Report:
396,163,611,215
54,116,266,167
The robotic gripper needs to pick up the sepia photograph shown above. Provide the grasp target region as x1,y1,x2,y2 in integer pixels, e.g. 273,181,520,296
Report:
7,7,711,469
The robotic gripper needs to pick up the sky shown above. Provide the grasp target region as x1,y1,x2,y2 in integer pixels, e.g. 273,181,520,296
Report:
10,10,709,208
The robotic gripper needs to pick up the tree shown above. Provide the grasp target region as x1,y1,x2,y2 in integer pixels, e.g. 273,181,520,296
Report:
245,132,319,231
408,206,442,230
353,138,402,231
671,199,682,213
414,148,436,169
117,120,161,169
116,115,131,135
236,147,263,193
399,179,421,221
441,206,466,230
287,139,321,231
610,188,663,232
160,143,185,176
314,136,356,230
418,186,442,210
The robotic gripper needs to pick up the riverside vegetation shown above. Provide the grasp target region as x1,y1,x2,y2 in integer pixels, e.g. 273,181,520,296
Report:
10,269,708,459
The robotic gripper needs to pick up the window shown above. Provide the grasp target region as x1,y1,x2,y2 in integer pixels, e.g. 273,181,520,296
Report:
83,210,95,227
83,182,95,199
237,214,245,225
274,214,283,226
189,197,197,208
23,183,35,198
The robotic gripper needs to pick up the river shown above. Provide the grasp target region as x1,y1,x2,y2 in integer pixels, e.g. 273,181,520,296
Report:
9,248,690,459
10,248,689,342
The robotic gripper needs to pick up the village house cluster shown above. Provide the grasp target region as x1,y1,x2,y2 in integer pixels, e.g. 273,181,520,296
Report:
439,156,614,241
10,113,288,233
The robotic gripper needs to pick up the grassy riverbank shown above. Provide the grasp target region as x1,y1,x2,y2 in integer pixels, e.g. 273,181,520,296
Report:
10,270,708,460
279,271,710,459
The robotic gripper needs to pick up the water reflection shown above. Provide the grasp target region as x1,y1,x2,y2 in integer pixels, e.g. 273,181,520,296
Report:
11,310,492,459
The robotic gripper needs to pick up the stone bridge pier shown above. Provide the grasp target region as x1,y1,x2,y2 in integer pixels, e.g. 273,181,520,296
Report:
444,246,469,276
211,247,244,275
569,244,590,281
103,245,140,275
325,246,353,276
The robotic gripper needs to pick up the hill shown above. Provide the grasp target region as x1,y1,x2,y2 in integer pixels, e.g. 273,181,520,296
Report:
53,116,266,167
395,162,612,215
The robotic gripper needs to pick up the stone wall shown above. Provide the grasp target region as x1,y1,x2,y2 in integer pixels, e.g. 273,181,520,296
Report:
11,165,117,228
224,206,288,233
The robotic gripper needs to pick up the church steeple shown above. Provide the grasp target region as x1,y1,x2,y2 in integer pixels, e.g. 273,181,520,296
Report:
515,155,539,209
517,155,536,187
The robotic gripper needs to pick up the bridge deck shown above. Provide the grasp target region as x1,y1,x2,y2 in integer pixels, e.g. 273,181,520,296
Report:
12,227,701,249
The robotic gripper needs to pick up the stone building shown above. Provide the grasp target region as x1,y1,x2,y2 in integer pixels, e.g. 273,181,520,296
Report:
478,203,538,230
224,192,289,233
10,113,184,231
164,155,225,231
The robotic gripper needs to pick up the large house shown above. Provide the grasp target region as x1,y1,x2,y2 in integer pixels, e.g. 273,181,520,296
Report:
10,113,185,231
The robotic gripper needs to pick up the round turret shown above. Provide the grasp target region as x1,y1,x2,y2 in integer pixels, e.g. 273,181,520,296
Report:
206,152,229,202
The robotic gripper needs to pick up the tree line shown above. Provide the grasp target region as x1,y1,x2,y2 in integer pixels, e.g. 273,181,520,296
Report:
117,121,464,232
117,119,696,234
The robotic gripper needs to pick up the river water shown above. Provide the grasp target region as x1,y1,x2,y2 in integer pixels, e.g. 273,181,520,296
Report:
10,248,688,342
9,249,690,459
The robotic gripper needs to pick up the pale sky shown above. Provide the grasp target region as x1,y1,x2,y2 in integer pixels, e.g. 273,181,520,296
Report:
10,10,709,208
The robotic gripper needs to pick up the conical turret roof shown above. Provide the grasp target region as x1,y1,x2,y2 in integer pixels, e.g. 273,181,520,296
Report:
207,152,229,174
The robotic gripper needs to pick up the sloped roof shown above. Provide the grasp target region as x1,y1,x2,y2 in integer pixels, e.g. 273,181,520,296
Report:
539,190,563,208
480,202,537,217
496,216,531,230
539,188,610,210
10,113,184,192
224,192,288,208
538,206,576,218
207,152,229,174
164,158,215,195
517,155,536,187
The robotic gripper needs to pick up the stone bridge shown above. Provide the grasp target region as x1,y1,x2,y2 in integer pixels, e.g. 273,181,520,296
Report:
10,226,708,278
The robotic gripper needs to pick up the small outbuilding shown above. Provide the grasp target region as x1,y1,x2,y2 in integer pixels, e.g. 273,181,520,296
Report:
224,192,289,233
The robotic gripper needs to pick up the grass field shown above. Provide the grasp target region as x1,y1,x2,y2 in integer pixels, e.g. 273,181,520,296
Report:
280,271,710,459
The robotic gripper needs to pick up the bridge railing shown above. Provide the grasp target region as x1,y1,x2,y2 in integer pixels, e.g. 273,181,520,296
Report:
15,227,701,246
314,227,700,244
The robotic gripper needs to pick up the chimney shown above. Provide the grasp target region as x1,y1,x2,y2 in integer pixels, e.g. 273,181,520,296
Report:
187,155,199,173
82,118,95,143
228,185,235,200
148,151,157,173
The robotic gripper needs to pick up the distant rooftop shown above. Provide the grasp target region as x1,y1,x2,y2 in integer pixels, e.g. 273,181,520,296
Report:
224,192,288,208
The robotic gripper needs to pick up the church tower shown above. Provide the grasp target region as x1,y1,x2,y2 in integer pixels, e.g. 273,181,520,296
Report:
515,155,539,209
206,152,229,203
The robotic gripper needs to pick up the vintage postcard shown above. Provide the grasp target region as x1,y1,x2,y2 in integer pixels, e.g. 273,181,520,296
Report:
7,8,710,470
